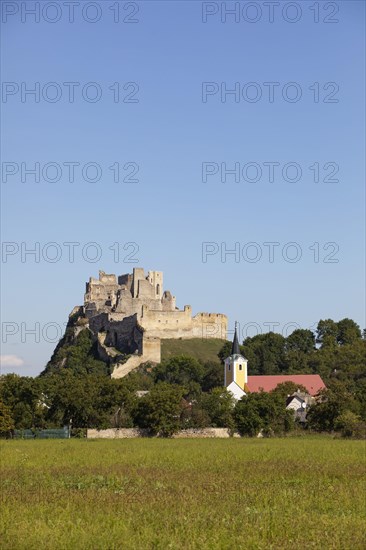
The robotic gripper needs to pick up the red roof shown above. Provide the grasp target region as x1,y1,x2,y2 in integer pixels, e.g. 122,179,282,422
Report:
246,375,326,396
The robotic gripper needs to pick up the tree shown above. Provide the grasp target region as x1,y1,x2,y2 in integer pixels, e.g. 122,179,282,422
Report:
306,381,361,432
286,329,315,354
180,403,210,429
133,383,184,437
153,356,205,387
233,397,263,436
0,374,46,429
336,318,361,346
44,372,121,429
316,319,338,348
200,388,235,429
234,392,294,436
218,341,232,363
242,333,286,374
0,399,15,437
271,381,308,400
201,361,224,392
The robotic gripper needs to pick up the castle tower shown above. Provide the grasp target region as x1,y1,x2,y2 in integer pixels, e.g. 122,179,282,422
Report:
224,324,248,400
148,271,163,300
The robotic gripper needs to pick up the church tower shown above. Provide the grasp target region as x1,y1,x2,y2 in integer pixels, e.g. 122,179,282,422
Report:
224,324,248,400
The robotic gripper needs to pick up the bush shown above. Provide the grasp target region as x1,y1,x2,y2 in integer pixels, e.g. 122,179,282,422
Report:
335,411,366,439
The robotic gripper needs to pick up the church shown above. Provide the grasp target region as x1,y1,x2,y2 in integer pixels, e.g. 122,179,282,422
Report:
224,326,326,401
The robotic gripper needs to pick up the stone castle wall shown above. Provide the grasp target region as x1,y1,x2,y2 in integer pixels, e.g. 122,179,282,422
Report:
140,306,227,340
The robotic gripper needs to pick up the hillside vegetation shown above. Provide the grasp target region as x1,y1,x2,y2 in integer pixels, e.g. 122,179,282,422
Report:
161,338,224,364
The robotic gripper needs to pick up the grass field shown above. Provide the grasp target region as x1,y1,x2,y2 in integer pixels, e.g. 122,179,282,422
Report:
161,338,224,364
0,438,365,549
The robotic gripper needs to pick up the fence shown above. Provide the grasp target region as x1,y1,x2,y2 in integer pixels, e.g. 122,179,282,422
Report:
13,427,70,439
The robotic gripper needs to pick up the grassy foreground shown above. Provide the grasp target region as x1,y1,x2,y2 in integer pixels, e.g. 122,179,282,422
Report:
0,438,365,549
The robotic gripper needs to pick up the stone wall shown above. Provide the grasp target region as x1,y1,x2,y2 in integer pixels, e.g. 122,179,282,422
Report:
87,428,239,438
142,336,161,363
140,307,227,340
191,313,228,340
140,305,193,338
87,428,143,438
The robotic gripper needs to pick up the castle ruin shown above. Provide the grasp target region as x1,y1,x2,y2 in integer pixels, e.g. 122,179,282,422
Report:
70,269,227,378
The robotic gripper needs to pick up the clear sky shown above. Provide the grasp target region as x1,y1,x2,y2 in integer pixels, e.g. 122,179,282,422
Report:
1,0,365,376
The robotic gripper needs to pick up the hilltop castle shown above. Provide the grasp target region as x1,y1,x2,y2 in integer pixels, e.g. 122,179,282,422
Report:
69,269,227,378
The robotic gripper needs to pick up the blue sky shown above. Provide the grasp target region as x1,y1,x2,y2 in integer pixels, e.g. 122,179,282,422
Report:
1,0,365,376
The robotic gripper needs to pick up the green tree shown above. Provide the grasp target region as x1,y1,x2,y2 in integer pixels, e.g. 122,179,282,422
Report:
201,361,224,391
45,372,115,428
0,374,46,429
271,381,308,400
242,332,286,374
316,319,338,348
336,318,361,346
153,356,205,387
180,403,210,429
0,399,15,437
234,392,294,436
233,397,263,436
217,341,232,363
307,381,361,432
152,356,205,400
201,387,235,429
286,329,315,354
133,383,184,437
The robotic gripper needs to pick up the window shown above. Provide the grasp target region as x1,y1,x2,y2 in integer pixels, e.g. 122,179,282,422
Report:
228,365,231,371
239,365,242,371
156,284,160,295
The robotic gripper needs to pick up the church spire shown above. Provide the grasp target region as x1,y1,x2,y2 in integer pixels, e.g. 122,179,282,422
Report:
231,322,240,355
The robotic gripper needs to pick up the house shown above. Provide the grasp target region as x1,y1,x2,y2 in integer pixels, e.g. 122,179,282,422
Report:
286,391,314,422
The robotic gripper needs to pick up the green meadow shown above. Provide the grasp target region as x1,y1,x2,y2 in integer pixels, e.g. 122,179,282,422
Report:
0,437,365,549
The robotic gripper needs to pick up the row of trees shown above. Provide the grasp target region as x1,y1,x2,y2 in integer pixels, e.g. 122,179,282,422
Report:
0,372,297,438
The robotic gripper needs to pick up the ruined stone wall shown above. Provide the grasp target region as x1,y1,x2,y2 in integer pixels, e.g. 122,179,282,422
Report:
103,314,141,354
140,305,194,338
132,267,145,298
139,306,227,340
137,278,155,299
88,313,110,334
161,291,176,311
99,273,117,285
191,313,228,340
142,336,161,363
